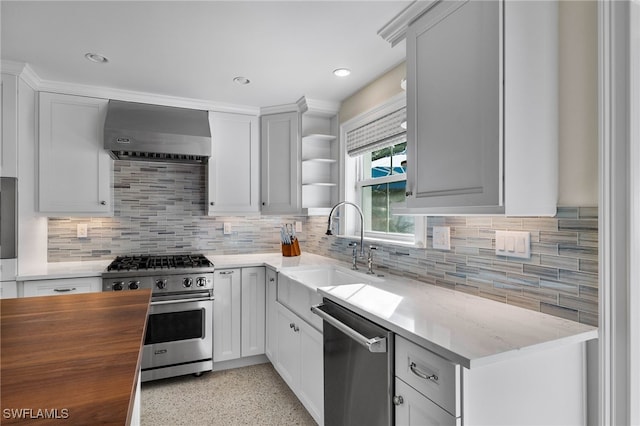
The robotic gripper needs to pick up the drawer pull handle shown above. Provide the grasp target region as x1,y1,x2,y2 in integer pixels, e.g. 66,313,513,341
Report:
289,323,299,332
410,362,438,383
218,270,235,275
53,288,76,293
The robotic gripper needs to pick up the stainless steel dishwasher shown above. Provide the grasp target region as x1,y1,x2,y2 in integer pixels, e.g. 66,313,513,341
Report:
312,299,394,426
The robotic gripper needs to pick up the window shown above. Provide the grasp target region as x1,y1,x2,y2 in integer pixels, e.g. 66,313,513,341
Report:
358,142,415,239
341,93,425,246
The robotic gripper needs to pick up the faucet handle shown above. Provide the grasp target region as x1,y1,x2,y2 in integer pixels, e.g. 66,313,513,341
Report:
348,242,358,248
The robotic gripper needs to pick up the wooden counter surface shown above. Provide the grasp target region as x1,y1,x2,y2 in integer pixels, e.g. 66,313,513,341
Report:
1,290,151,425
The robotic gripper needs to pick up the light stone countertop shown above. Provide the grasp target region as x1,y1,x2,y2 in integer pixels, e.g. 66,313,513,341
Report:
17,252,597,369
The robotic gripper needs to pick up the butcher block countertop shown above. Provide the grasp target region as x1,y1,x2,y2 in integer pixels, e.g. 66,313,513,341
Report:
0,290,151,425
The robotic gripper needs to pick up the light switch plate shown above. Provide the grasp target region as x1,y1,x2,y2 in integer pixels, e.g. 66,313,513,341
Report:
432,226,450,250
223,223,232,235
495,230,531,259
295,221,302,233
77,223,88,238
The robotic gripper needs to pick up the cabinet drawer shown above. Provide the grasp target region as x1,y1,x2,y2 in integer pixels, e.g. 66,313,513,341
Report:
23,277,100,297
395,377,459,426
395,335,461,417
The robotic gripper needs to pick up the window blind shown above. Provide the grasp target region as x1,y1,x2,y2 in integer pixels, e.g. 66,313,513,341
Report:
346,107,406,157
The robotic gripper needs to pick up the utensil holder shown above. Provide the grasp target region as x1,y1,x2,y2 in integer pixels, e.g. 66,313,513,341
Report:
282,238,301,257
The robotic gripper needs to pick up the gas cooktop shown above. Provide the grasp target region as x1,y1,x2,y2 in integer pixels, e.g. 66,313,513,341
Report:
106,254,214,272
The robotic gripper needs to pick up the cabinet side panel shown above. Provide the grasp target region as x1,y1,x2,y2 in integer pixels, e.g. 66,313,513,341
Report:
504,1,558,216
463,342,586,425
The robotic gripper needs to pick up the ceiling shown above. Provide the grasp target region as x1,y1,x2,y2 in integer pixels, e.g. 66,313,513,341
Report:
1,1,409,109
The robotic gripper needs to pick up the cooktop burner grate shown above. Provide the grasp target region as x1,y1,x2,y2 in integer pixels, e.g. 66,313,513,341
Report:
106,254,213,272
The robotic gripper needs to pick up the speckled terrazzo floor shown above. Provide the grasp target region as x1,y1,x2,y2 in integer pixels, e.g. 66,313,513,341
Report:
140,363,317,426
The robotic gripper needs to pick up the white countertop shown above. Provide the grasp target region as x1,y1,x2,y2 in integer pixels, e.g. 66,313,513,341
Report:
17,260,111,281
317,280,597,368
18,253,597,369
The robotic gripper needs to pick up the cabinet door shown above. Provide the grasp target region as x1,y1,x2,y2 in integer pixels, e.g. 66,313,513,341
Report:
298,320,324,425
265,268,278,362
406,1,502,212
213,269,241,362
240,267,266,357
395,378,458,426
22,277,100,297
260,111,301,214
207,112,260,214
274,303,300,389
38,92,112,215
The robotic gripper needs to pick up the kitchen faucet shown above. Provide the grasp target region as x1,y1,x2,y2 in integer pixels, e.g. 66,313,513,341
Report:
326,201,365,268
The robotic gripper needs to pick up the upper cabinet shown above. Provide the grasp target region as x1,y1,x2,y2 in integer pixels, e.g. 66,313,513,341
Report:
300,104,339,216
207,111,260,215
260,111,301,215
38,92,113,215
394,0,558,216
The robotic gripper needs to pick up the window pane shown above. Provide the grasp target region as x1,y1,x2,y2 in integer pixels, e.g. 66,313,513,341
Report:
361,180,414,235
365,142,407,179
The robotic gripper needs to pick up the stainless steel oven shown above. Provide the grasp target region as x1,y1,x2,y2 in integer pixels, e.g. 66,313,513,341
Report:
102,254,215,382
143,290,213,382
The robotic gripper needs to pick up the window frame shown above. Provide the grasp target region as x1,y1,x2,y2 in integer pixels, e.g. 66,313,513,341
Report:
339,93,426,247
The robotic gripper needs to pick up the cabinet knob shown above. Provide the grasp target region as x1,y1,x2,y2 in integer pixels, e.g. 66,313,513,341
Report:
269,278,275,282
393,395,404,406
262,202,265,206
405,191,413,197
100,200,107,205
210,202,215,206
289,323,299,332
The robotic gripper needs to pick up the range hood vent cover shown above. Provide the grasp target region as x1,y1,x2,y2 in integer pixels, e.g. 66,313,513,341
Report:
104,100,211,163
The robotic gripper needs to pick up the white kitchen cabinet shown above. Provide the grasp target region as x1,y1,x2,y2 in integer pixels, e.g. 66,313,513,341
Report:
401,0,557,216
213,269,241,362
1,73,19,178
395,378,457,426
207,111,260,215
273,301,323,425
38,92,113,215
240,267,265,357
260,111,301,214
213,267,266,363
22,277,100,297
265,268,278,362
394,334,587,425
0,281,18,299
300,109,339,215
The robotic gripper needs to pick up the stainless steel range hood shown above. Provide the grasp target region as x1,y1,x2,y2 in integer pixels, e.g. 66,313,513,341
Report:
104,100,211,163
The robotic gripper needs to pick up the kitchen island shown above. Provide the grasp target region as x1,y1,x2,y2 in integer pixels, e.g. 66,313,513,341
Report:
0,290,150,425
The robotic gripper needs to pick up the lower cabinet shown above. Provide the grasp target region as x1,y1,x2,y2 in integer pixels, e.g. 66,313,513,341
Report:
213,267,265,363
273,302,324,425
22,277,101,297
395,378,458,426
265,268,278,362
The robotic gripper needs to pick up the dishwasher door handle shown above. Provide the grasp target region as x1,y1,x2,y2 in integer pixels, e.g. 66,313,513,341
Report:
311,304,387,353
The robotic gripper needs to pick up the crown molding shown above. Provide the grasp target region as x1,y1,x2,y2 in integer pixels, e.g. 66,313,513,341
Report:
377,0,439,46
1,60,261,115
260,103,301,116
297,96,340,117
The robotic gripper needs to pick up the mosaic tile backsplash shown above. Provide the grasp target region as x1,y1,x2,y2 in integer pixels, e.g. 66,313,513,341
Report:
48,161,598,326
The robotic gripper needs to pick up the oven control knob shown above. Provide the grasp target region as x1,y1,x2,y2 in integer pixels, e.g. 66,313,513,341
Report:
196,277,207,287
112,281,124,291
128,280,140,290
183,277,193,288
155,279,167,290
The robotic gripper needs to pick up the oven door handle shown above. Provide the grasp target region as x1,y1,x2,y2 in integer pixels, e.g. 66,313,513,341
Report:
150,295,214,306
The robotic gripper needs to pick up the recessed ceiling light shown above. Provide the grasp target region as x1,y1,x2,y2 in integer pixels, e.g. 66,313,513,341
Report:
333,68,351,77
233,76,250,85
84,53,108,63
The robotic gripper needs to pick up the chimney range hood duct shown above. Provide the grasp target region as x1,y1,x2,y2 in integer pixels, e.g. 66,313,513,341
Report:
104,100,211,163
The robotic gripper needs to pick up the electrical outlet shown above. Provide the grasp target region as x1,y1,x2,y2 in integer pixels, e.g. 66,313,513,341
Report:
77,223,88,238
295,221,302,233
223,223,232,235
432,226,450,250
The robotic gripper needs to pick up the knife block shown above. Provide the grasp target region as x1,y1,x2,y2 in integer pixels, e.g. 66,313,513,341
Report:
281,238,301,257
